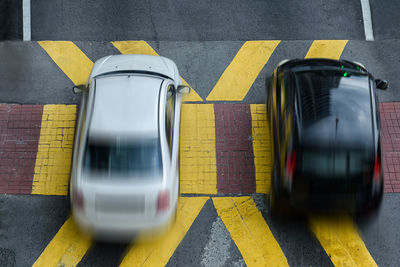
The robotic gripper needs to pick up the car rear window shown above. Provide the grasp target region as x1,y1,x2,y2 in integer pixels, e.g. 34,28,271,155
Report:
83,137,162,179
301,150,370,177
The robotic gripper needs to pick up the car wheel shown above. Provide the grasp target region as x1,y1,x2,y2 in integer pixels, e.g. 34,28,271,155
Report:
269,164,291,219
357,183,383,218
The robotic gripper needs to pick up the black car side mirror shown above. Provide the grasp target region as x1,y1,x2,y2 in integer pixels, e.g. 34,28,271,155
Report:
375,79,388,90
72,85,87,94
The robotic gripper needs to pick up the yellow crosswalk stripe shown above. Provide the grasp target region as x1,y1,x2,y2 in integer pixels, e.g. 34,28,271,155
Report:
206,41,280,101
309,215,377,267
180,104,217,194
39,41,93,85
112,40,159,56
250,104,271,194
32,104,76,195
305,40,348,60
33,216,92,267
112,40,203,102
119,197,208,267
212,197,289,267
30,104,217,196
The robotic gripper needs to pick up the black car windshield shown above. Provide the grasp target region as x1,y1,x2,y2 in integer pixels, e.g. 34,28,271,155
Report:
295,70,371,125
83,137,162,179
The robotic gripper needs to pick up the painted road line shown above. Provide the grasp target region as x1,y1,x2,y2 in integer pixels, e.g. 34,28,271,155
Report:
112,40,158,56
206,41,280,101
112,40,203,102
305,40,348,60
119,197,208,267
180,104,217,194
31,105,76,195
33,216,92,267
360,0,374,41
39,41,93,85
250,104,272,194
213,197,289,267
309,215,377,267
22,0,31,41
214,104,256,194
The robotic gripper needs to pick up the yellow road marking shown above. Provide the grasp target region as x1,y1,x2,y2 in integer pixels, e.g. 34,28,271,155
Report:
119,197,208,267
180,104,217,194
112,40,202,102
305,40,348,60
212,197,289,267
206,41,280,101
32,105,76,195
39,41,93,85
33,216,92,267
250,104,271,194
309,215,377,267
112,40,159,56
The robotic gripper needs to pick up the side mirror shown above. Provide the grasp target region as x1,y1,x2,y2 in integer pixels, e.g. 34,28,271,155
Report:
375,79,388,90
177,85,190,94
72,85,87,94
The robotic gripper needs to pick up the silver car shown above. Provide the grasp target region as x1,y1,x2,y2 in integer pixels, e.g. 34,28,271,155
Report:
70,54,189,240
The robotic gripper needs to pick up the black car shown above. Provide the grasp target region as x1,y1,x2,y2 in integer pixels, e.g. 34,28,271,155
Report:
266,58,388,216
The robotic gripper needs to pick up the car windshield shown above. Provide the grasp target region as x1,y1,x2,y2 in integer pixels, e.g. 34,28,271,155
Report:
83,137,162,179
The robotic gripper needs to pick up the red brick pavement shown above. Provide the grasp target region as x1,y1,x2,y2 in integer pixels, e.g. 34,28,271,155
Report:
380,102,400,193
0,103,400,194
0,104,43,194
214,104,256,194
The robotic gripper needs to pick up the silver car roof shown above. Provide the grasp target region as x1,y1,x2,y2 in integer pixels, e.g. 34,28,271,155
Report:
89,74,163,140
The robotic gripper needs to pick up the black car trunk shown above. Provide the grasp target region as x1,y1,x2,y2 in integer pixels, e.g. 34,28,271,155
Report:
291,147,373,210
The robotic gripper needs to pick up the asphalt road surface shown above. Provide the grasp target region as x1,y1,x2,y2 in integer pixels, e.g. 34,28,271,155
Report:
1,1,400,267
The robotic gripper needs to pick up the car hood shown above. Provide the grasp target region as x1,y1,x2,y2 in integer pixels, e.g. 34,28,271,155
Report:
89,54,181,84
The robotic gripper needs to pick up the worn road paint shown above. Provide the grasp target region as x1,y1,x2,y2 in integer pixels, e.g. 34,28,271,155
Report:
31,105,76,195
309,215,377,267
305,40,348,60
32,216,92,267
206,41,280,101
360,0,374,41
119,197,208,267
112,40,203,102
39,41,93,85
250,104,272,194
212,197,289,267
180,104,217,194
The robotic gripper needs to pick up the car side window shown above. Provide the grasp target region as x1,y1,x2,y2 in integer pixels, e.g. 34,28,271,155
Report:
165,85,175,155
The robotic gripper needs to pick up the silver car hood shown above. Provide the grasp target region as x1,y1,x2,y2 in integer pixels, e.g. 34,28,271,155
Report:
89,54,181,84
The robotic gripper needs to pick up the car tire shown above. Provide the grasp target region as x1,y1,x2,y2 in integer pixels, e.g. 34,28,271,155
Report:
357,183,383,219
270,164,291,219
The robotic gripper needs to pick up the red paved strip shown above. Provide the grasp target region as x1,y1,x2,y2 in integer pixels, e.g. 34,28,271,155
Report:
380,102,400,193
214,104,256,194
0,104,43,194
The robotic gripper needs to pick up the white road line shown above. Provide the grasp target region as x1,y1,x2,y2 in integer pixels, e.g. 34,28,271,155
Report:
360,0,374,41
22,0,31,41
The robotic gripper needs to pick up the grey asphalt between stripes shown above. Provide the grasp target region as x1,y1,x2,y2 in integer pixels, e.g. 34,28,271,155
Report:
1,194,400,266
0,41,399,105
30,0,364,41
0,0,22,40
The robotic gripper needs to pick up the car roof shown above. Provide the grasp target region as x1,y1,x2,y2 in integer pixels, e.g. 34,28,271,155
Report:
88,74,163,140
292,67,375,150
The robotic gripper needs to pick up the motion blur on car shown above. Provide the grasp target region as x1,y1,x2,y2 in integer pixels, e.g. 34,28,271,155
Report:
69,54,189,241
266,58,388,217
